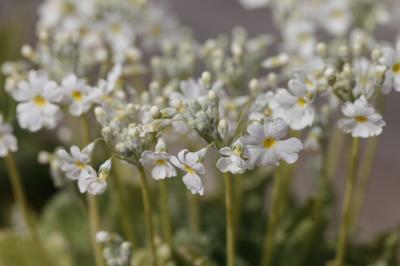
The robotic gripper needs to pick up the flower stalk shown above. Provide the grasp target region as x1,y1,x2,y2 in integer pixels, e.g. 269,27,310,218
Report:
159,180,173,247
350,136,379,233
112,161,136,248
4,154,51,266
261,165,286,266
334,137,361,266
224,172,236,266
187,192,200,233
81,116,105,266
138,166,158,266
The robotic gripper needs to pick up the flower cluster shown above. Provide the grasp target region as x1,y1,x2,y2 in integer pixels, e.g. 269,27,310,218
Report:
1,0,400,265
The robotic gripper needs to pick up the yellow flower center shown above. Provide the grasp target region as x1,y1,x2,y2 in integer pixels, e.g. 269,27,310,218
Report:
263,107,273,116
263,137,276,149
331,9,344,19
297,97,306,107
298,32,310,43
75,161,86,169
392,63,400,74
151,24,162,36
111,23,123,34
355,115,368,123
72,90,83,101
62,2,75,14
156,160,166,165
183,164,194,174
33,95,47,107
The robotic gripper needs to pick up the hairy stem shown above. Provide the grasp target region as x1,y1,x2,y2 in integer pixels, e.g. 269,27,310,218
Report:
159,180,173,247
261,165,286,266
224,172,236,266
138,166,158,266
351,137,379,234
81,116,104,266
4,154,51,266
187,192,200,233
334,137,361,266
112,161,136,248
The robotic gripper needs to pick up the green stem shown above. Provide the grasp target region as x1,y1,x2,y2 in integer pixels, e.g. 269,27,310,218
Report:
327,128,345,180
234,174,243,239
187,192,200,233
112,161,136,248
350,137,379,234
4,154,51,266
334,138,361,266
261,165,286,266
138,166,158,266
87,194,105,266
159,180,173,247
81,116,104,266
224,173,236,266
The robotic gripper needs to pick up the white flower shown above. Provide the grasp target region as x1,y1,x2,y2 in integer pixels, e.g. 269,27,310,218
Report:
78,159,111,195
275,79,315,130
12,71,63,132
140,151,177,180
352,58,376,99
238,0,269,9
338,97,385,138
61,74,94,116
241,118,303,167
249,91,280,122
262,53,289,69
57,142,96,180
0,115,18,157
217,141,247,174
379,45,400,94
170,149,206,195
284,20,316,57
319,0,352,36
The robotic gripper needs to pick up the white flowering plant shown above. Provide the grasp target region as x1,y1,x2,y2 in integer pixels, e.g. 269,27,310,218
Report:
0,0,400,265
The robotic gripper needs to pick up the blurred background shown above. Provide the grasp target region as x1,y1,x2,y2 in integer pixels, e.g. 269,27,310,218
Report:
0,0,399,243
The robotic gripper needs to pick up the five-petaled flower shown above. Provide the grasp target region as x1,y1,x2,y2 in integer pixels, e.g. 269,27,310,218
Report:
338,96,385,138
170,149,206,195
241,118,303,167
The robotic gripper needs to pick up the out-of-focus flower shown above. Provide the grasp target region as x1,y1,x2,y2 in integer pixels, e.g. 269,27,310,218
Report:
12,71,63,132
170,149,205,195
275,79,315,130
57,142,96,180
284,20,316,57
238,0,269,10
217,140,247,174
79,159,111,195
61,74,94,116
241,118,303,167
379,45,400,94
140,139,177,180
352,58,376,99
0,115,18,157
338,96,385,138
319,0,352,36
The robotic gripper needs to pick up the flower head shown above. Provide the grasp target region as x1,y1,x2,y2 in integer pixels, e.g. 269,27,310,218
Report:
241,118,303,167
57,142,96,180
275,79,315,130
0,115,18,157
12,71,63,132
338,96,385,138
170,149,206,195
61,74,94,116
217,141,247,174
140,139,177,180
78,159,111,195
